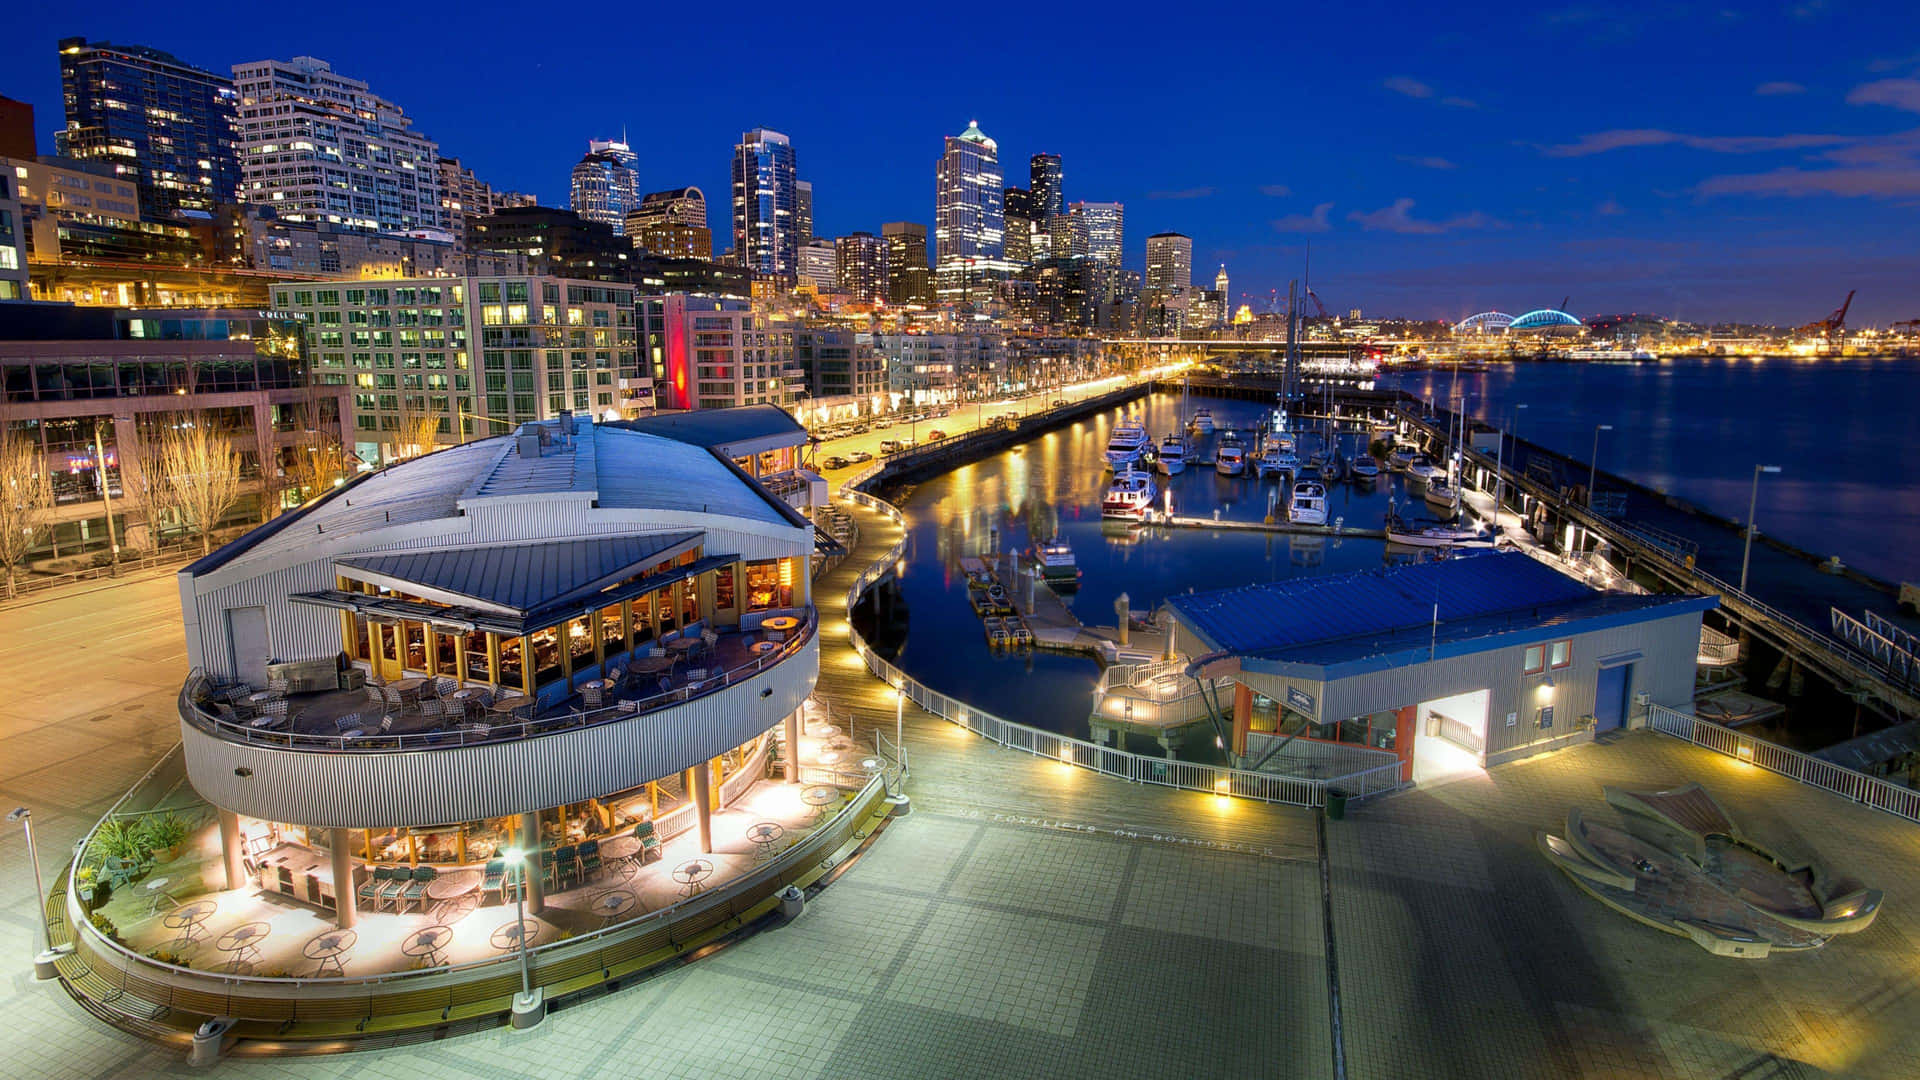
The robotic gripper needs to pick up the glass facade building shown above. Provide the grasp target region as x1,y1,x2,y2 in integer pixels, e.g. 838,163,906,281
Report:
569,139,639,235
934,121,1017,302
730,130,798,277
57,37,242,220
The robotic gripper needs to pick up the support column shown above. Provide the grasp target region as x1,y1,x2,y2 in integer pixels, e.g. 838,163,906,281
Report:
518,811,545,913
218,809,245,891
329,828,357,930
1231,682,1253,760
691,762,714,854
785,708,802,783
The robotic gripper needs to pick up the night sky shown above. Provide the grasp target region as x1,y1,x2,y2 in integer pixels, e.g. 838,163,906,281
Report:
8,1,1919,324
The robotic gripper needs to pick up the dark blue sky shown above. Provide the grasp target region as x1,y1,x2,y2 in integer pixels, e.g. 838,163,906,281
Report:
10,1,1920,323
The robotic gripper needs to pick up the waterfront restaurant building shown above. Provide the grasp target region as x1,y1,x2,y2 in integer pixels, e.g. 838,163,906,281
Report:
1165,552,1715,784
174,412,818,929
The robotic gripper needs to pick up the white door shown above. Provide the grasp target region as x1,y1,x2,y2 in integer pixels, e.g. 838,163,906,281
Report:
226,606,271,686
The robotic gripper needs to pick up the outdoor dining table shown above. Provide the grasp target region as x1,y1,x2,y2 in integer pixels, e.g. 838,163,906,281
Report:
215,921,269,972
751,640,778,655
631,656,677,675
163,898,217,945
391,677,428,701
599,835,642,876
490,917,539,952
591,889,638,926
671,859,714,897
746,822,785,861
402,924,454,967
763,615,801,634
302,927,357,977
426,868,484,901
801,785,840,825
143,876,175,916
246,690,283,705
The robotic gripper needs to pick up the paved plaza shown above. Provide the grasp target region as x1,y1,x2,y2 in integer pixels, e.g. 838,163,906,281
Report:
4,515,1920,1077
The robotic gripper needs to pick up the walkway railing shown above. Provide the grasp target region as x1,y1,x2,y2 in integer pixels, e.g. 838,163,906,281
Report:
1646,703,1920,824
838,485,1394,809
179,612,817,753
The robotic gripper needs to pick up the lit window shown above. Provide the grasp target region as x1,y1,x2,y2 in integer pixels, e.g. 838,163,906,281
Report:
1523,645,1545,675
1550,640,1571,669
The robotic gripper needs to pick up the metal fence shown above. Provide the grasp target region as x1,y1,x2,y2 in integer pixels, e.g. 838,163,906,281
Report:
838,485,1399,809
1646,704,1920,824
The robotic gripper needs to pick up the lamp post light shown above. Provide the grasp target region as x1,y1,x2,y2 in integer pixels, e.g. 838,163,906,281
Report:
8,807,61,979
1739,465,1783,593
502,848,544,1029
1587,424,1613,506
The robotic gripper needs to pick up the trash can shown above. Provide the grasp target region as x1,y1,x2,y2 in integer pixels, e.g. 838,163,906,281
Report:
1325,788,1350,821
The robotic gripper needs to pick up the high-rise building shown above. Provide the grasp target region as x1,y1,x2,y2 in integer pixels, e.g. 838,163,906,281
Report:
626,187,710,260
1002,187,1037,268
882,222,932,306
640,293,800,410
731,129,798,277
231,56,443,234
934,120,1018,303
1068,201,1124,265
469,207,631,281
794,180,813,244
789,327,885,404
835,232,887,304
1145,232,1193,295
1215,265,1230,324
57,38,242,220
570,138,639,235
797,239,838,292
438,156,519,251
1030,153,1064,220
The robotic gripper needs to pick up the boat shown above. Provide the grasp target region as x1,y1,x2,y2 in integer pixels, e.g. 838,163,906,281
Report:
1257,444,1297,479
1102,465,1159,521
1349,455,1381,483
1385,511,1493,548
1407,455,1445,482
1386,444,1420,472
1288,478,1329,526
1029,538,1081,591
1423,477,1461,512
1215,440,1247,478
1190,408,1215,434
1104,418,1150,469
1156,434,1188,476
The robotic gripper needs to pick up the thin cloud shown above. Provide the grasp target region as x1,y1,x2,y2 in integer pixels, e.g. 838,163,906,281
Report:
1147,187,1214,200
1754,81,1806,96
1542,129,1853,156
1383,76,1433,99
1596,197,1626,216
1271,203,1334,233
1258,184,1293,197
1847,79,1920,112
1698,167,1920,198
1441,96,1479,109
1347,198,1497,235
1399,155,1457,170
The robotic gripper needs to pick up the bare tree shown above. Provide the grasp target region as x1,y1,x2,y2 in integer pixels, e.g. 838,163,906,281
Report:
0,425,54,598
390,395,444,462
283,428,352,508
156,415,245,555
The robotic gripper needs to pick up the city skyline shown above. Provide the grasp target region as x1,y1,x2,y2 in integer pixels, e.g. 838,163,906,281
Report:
5,3,1920,322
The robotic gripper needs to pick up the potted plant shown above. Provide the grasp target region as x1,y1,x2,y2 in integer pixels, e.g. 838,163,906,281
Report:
136,814,192,862
91,818,144,866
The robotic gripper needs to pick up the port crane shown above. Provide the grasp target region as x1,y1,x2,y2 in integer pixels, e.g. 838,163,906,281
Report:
1795,290,1856,339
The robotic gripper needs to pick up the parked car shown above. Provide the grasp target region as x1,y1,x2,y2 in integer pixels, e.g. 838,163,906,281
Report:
880,439,908,455
848,450,874,464
874,419,895,430
821,455,850,470
926,429,947,442
1051,399,1068,408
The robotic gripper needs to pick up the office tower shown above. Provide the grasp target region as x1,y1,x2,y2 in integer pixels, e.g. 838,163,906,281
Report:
1030,153,1063,220
469,207,632,280
882,222,932,306
439,156,519,251
934,120,1018,302
789,327,885,404
1068,202,1124,265
1215,264,1230,324
835,232,887,304
731,129,798,276
1145,232,1193,295
0,95,35,160
1003,187,1036,267
639,294,798,410
795,180,813,244
57,38,241,219
797,239,838,291
570,138,639,234
231,56,443,233
626,187,711,261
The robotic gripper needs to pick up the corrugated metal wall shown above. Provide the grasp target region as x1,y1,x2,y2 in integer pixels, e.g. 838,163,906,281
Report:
180,638,818,828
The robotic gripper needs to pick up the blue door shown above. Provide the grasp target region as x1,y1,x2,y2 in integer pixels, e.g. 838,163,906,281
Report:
1593,664,1630,731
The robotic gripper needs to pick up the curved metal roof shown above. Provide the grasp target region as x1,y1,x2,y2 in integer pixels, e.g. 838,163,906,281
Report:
1510,309,1582,329
1456,311,1515,330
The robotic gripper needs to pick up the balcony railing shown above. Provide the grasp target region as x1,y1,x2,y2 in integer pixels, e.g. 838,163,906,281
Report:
179,611,816,753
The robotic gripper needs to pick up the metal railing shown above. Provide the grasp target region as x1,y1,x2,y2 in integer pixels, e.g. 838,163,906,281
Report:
1646,704,1920,823
837,484,1398,810
179,613,817,753
3,550,195,602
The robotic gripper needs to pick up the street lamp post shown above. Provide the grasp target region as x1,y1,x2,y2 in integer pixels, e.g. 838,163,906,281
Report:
8,807,60,979
503,848,544,1029
1739,465,1783,593
1587,424,1614,506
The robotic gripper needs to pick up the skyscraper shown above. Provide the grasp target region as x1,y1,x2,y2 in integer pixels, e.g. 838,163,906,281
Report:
794,180,813,244
882,222,932,306
1030,153,1064,220
797,239,837,291
1215,264,1231,324
231,56,443,233
1145,232,1193,295
58,38,241,219
570,138,639,234
731,129,798,276
1068,201,1124,265
1003,187,1037,268
626,187,711,260
934,120,1016,302
835,231,887,304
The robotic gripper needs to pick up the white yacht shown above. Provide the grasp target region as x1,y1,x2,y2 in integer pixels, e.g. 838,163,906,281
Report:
1029,539,1081,591
1423,477,1461,513
1387,444,1420,472
1102,465,1159,521
1190,408,1215,435
1407,455,1445,482
1386,512,1493,549
1215,441,1247,477
1258,440,1299,480
1288,478,1329,526
1157,434,1188,476
1104,419,1150,470
1349,455,1381,483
